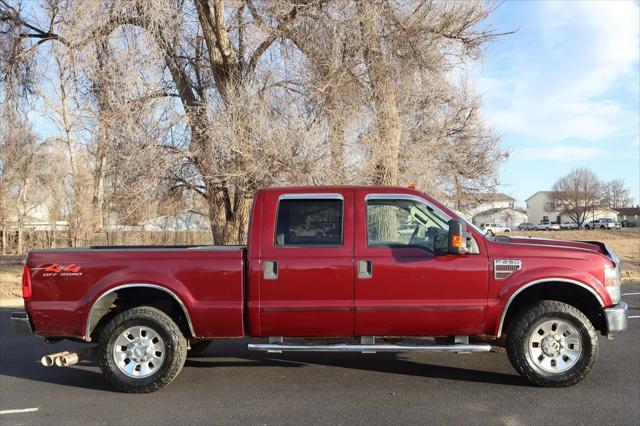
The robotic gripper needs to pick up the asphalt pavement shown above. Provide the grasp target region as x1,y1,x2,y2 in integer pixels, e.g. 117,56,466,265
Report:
1,284,638,425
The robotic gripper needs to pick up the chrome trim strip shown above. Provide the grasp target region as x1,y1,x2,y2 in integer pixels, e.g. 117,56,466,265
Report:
356,305,484,312
278,193,344,200
247,343,492,353
261,307,353,312
497,240,596,253
85,283,196,341
496,278,605,337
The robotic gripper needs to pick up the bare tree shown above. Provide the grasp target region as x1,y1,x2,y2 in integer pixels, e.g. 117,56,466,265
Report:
603,179,632,209
1,0,508,249
549,167,604,227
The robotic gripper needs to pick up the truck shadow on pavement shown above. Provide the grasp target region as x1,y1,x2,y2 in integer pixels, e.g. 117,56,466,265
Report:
186,340,528,387
1,309,526,391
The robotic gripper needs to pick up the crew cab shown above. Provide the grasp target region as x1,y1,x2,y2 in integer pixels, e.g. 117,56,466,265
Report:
12,186,628,393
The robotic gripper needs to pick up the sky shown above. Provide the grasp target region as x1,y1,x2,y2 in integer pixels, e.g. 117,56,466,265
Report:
477,0,640,206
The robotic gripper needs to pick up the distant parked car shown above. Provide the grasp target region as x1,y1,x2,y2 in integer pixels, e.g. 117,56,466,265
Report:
480,223,511,236
560,221,579,230
535,221,560,231
518,222,535,231
584,218,620,230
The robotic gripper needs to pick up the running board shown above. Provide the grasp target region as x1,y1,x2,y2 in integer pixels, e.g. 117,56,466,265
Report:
247,343,492,353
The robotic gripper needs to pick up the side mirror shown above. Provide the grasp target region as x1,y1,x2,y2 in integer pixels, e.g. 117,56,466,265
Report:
448,219,467,255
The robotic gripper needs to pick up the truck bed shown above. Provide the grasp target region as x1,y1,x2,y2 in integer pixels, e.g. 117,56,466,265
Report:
26,245,246,339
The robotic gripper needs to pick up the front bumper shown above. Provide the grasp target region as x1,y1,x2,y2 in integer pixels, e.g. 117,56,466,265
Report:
604,302,628,339
10,311,34,335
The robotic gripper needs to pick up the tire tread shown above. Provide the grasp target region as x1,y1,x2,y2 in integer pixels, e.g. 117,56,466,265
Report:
506,300,598,387
98,306,187,393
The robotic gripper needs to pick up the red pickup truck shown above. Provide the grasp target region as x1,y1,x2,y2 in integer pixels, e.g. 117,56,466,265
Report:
12,186,628,393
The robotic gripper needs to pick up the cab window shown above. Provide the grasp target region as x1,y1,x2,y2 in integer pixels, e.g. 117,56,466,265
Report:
275,198,343,246
366,198,449,252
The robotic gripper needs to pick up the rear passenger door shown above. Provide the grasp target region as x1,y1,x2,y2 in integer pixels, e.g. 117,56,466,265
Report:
259,190,354,337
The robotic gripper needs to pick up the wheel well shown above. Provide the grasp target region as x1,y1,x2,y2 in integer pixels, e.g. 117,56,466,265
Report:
501,282,605,336
88,287,193,341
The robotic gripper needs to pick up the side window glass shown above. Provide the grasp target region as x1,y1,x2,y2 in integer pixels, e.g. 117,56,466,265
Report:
366,199,449,252
275,199,343,246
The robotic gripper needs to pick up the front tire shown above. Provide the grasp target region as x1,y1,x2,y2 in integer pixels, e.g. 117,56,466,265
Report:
506,301,598,387
98,306,188,393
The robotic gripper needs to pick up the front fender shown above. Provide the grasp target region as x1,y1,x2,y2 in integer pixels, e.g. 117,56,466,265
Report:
486,266,609,337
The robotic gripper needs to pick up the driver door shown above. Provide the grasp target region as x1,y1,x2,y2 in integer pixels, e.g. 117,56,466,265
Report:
354,190,489,336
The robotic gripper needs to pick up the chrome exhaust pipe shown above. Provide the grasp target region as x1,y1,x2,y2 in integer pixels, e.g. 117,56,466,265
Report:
41,351,70,367
55,353,79,367
53,347,96,367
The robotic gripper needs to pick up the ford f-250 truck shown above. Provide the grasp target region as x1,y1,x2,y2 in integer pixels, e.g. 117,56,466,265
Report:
11,186,628,393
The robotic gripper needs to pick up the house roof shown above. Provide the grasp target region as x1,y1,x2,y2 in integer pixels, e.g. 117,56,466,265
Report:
617,207,640,216
472,207,527,218
525,191,552,202
472,192,516,203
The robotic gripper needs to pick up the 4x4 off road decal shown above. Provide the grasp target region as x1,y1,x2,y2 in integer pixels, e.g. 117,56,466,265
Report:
38,264,84,277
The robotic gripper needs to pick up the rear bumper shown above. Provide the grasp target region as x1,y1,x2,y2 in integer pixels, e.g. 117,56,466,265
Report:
604,302,628,339
10,311,34,335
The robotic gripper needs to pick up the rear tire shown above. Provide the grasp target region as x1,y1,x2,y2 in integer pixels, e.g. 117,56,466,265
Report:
98,306,187,393
506,301,598,387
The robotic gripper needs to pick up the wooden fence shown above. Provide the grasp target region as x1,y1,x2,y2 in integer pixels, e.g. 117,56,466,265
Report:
0,229,215,255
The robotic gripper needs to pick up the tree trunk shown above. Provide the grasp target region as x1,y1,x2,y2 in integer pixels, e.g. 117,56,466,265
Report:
357,2,402,186
326,99,346,183
1,225,6,255
17,220,23,255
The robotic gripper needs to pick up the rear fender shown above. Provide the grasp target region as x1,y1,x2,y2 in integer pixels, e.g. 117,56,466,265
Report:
81,273,196,341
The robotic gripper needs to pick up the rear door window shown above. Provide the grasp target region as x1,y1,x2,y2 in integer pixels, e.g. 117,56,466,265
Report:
276,199,343,246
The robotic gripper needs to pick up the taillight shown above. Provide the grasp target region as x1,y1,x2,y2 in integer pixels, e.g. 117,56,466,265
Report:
22,266,32,300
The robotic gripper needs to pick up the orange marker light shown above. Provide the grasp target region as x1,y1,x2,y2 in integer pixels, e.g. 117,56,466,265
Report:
451,235,464,248
407,183,417,189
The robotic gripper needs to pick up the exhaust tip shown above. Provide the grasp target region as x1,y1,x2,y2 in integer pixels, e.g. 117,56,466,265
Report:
41,356,55,367
56,353,79,367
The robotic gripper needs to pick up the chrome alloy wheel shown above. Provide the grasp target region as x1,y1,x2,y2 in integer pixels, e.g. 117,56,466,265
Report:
527,319,582,374
113,326,166,378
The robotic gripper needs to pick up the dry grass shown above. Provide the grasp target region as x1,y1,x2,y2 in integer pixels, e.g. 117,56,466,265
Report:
507,228,640,283
0,261,23,298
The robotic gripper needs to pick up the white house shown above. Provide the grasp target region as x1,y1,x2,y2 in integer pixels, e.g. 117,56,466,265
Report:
525,191,619,224
472,207,528,229
463,192,517,217
142,210,210,232
1,202,68,231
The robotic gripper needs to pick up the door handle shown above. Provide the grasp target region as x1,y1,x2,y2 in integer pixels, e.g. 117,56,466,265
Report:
264,261,278,280
358,260,373,279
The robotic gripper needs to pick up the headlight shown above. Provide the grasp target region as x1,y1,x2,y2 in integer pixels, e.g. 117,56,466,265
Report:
604,264,621,304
